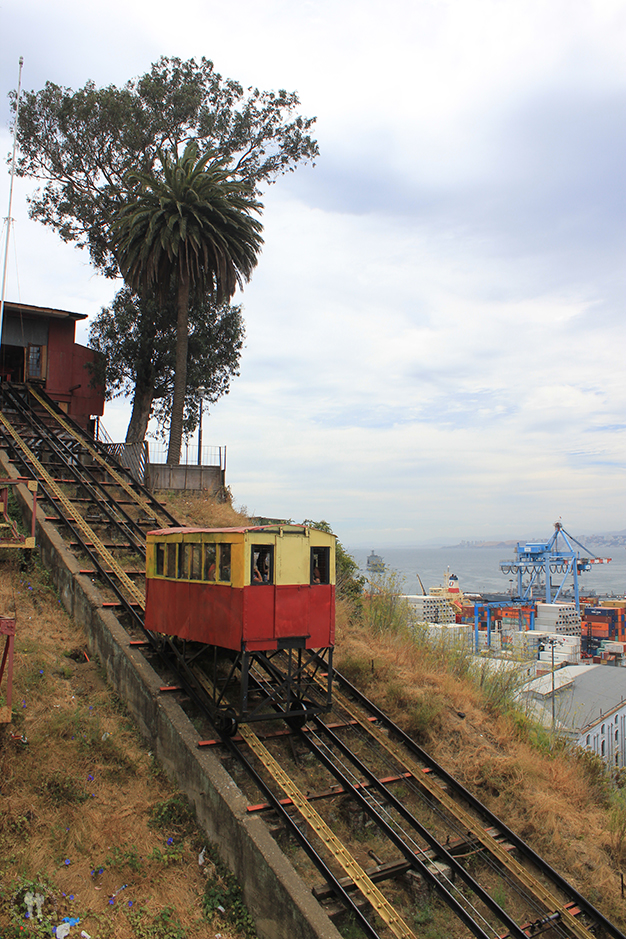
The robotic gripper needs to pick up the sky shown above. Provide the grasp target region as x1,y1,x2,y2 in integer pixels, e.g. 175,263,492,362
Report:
0,0,625,547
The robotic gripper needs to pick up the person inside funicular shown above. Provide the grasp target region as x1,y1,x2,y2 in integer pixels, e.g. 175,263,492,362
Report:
252,547,272,583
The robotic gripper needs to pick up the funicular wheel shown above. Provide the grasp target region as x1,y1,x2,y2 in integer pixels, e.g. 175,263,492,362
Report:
286,699,310,731
215,707,238,737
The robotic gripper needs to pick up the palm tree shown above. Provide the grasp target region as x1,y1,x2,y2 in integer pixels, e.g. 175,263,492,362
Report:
112,140,263,463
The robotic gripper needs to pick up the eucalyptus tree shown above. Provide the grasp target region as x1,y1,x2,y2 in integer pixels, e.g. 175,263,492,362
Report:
112,140,263,464
12,56,316,277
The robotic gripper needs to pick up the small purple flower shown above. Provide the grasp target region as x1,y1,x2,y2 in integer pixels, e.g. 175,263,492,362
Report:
128,901,133,907
109,899,114,906
64,859,71,866
167,837,173,845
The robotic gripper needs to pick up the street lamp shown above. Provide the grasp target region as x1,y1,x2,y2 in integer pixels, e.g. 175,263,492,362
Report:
197,386,205,466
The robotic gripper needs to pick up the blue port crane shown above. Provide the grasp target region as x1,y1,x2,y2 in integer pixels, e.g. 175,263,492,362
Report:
499,521,611,614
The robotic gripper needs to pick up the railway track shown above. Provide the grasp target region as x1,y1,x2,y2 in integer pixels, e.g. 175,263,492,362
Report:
1,383,624,939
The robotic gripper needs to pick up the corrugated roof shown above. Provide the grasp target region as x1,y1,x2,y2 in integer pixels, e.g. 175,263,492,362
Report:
3,301,87,321
523,664,626,731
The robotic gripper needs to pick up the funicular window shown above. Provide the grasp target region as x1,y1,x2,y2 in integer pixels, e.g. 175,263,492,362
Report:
189,543,202,580
155,543,165,576
219,543,231,582
251,545,274,584
178,543,189,579
311,546,330,584
203,543,217,581
166,543,177,578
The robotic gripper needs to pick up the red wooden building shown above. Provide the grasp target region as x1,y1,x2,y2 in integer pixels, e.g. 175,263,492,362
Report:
0,301,104,430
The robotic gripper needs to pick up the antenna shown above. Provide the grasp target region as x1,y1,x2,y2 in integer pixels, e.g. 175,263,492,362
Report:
0,56,25,346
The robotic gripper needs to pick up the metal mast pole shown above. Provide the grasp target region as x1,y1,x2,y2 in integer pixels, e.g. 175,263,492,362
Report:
0,56,24,346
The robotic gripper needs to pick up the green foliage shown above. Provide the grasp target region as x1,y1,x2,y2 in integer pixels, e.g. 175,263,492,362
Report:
110,139,263,462
105,845,143,872
149,794,196,836
4,876,56,938
89,285,245,440
14,56,318,277
148,844,184,866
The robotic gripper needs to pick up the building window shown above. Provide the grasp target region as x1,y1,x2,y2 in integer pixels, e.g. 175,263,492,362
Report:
602,740,605,756
586,735,590,746
27,344,44,379
251,545,273,584
311,546,330,584
219,544,231,582
601,724,605,734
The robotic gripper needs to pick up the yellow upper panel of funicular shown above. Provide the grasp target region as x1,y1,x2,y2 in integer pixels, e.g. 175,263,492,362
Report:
146,525,336,588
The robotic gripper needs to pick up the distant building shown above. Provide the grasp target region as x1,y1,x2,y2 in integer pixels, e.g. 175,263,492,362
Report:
523,663,626,768
0,301,104,431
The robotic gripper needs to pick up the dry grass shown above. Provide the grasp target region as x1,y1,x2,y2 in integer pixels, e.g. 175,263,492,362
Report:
335,604,626,928
156,491,250,528
0,555,255,939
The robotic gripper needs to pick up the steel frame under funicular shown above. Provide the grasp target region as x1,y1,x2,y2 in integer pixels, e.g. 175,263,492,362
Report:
499,522,604,614
167,639,334,734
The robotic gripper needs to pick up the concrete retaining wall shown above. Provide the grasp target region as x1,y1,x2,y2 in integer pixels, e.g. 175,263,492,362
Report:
0,449,340,939
147,463,224,493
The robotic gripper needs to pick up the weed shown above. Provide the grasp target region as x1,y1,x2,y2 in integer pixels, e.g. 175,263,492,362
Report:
413,899,433,925
575,746,611,806
405,694,445,740
337,914,368,939
39,771,89,805
490,878,507,911
148,843,184,865
201,842,256,937
6,810,36,836
5,876,55,937
105,845,143,873
149,794,195,836
125,905,186,939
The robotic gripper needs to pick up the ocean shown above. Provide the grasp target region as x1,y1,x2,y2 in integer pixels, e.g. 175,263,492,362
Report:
346,545,626,599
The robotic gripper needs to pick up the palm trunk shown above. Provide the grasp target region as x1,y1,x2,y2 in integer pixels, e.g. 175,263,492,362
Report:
166,275,191,464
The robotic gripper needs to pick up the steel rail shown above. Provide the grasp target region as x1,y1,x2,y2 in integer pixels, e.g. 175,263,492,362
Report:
185,666,389,939
253,653,523,938
332,670,624,939
0,410,145,609
1,386,150,555
304,718,530,939
237,723,419,939
26,385,177,530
